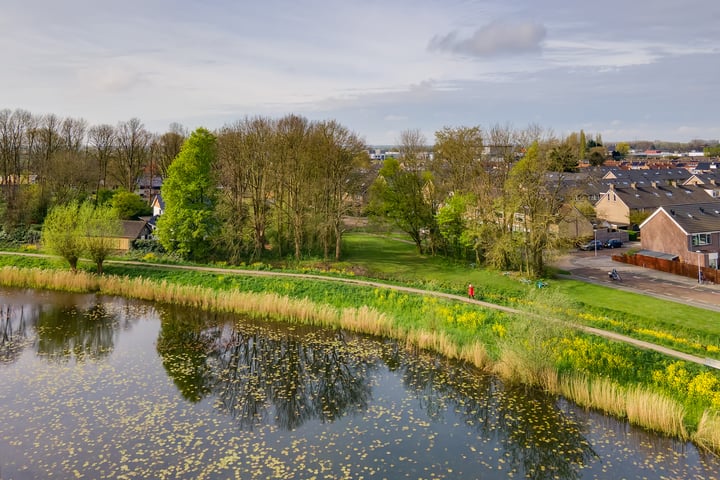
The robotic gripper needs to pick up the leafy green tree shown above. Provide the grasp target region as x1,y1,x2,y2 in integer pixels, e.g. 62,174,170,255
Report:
80,202,121,274
628,210,650,228
369,156,434,252
436,192,475,259
579,130,587,160
369,130,435,252
703,145,720,157
548,143,578,172
615,142,630,158
111,189,151,219
587,146,607,166
42,201,84,270
156,127,218,260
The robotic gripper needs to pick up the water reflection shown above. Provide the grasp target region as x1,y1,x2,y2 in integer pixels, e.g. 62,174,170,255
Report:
35,302,117,361
400,348,597,480
156,307,373,430
156,308,218,402
0,305,29,363
155,306,598,478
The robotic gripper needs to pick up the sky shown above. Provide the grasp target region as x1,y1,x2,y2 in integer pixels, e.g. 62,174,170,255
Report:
2,0,719,145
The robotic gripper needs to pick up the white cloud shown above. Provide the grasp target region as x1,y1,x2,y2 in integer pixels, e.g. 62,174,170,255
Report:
429,21,546,57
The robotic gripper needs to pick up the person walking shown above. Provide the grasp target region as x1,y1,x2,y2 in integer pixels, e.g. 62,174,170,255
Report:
468,283,475,299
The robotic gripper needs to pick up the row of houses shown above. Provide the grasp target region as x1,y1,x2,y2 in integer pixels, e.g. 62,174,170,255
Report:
577,166,720,269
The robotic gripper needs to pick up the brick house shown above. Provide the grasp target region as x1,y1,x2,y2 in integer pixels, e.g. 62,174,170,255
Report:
639,203,720,268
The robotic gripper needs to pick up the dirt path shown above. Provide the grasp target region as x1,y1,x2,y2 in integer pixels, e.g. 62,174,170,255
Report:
3,251,719,370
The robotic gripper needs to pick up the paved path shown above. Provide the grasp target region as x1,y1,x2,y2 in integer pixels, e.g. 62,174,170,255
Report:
553,242,720,312
2,250,719,369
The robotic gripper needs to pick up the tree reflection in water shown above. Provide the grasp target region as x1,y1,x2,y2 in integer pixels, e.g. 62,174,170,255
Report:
0,305,29,363
400,345,597,480
157,307,373,430
35,303,117,362
156,308,220,403
156,307,600,478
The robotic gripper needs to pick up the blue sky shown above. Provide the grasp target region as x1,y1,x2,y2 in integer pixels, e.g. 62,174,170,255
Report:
2,0,719,145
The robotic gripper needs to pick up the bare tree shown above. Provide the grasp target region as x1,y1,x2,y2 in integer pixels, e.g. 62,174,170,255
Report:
114,118,150,191
88,124,116,196
432,125,485,197
312,120,367,260
0,109,37,227
31,114,62,187
51,117,94,203
60,117,88,152
276,114,312,260
157,123,187,177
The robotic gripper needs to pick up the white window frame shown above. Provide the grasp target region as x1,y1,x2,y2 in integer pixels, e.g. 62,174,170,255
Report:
691,233,711,246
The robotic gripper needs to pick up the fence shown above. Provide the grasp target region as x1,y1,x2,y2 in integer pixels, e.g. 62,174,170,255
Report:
612,253,719,285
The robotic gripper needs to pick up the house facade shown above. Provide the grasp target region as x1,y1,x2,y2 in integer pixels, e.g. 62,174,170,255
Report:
639,203,720,268
112,220,152,251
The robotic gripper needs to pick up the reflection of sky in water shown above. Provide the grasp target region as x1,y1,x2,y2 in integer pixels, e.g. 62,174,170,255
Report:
0,289,719,479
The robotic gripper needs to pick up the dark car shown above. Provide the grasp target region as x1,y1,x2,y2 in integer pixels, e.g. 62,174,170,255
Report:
579,240,603,251
604,239,623,249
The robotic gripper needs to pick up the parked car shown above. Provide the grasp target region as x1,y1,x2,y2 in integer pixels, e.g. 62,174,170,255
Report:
604,239,623,249
579,240,603,251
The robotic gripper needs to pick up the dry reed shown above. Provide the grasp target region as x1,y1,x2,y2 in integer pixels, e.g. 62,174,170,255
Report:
693,410,720,452
558,375,626,418
625,386,688,439
458,342,491,371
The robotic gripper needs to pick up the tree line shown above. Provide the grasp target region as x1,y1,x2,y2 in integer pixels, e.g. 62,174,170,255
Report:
9,106,709,277
156,117,367,264
0,107,597,276
0,108,186,234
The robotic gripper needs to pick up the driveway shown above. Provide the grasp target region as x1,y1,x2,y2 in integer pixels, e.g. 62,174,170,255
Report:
554,242,720,312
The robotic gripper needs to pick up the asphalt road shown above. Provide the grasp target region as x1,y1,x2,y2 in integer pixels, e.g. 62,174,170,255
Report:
554,242,720,313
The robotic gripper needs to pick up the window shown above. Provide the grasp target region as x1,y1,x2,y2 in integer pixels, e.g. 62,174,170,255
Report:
692,233,711,246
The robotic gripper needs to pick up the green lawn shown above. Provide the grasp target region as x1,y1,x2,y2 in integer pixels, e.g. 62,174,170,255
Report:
337,232,720,346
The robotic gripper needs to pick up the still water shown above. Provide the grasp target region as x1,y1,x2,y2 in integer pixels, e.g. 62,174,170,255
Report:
0,287,718,479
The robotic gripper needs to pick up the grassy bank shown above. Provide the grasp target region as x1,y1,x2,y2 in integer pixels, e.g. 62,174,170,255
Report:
1,261,719,454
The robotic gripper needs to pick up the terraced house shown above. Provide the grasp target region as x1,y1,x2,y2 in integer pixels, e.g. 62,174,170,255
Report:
595,180,720,227
639,202,720,269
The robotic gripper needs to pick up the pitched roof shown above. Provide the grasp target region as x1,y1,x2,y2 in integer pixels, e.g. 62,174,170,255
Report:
151,194,165,209
656,203,720,234
604,184,716,210
121,220,149,239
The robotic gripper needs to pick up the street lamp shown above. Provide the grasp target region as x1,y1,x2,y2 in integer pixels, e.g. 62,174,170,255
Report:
593,225,598,257
696,250,703,284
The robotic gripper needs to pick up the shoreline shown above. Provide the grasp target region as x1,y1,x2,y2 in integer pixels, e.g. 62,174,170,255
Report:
1,263,719,454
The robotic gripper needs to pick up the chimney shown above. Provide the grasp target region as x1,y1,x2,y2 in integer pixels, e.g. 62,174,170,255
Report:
608,183,615,191
651,181,658,188
630,182,637,189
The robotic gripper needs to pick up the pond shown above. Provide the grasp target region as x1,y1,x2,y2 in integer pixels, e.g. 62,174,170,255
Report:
1,287,718,479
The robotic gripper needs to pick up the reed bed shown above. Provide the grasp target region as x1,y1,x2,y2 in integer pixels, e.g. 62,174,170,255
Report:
693,410,720,452
625,386,688,439
405,330,458,360
558,375,629,418
458,342,491,371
